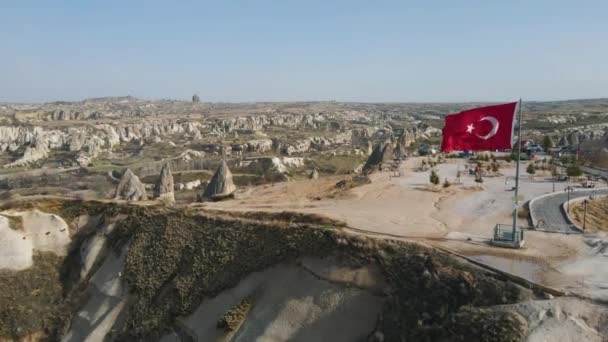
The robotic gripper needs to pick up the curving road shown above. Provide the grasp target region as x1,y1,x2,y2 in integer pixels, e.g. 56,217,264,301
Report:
530,188,608,233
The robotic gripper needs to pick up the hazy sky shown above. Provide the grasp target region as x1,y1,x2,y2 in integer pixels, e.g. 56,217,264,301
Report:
1,1,607,103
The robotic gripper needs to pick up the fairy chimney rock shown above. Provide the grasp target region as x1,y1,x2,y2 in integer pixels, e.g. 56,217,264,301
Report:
201,160,237,200
154,163,175,203
114,169,147,201
310,168,319,180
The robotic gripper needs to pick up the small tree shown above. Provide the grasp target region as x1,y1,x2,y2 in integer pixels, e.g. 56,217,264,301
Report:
430,170,440,185
526,163,536,175
542,135,553,151
561,156,574,165
443,178,451,188
491,162,499,173
566,165,583,177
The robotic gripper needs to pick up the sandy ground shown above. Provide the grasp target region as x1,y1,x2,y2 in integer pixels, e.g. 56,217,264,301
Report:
202,157,608,301
571,196,608,232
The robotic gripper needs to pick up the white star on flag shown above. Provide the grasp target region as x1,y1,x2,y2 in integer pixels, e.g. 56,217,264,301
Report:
466,123,475,134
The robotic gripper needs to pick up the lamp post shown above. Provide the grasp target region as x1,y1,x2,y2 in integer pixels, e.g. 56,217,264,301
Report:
564,186,575,213
582,198,589,231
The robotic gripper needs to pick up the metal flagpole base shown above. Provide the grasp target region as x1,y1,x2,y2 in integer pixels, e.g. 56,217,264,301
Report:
491,224,525,249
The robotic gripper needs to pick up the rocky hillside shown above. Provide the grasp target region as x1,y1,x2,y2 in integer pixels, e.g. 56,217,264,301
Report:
0,199,606,341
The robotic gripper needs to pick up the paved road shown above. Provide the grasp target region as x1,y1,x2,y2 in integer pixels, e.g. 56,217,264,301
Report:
582,165,608,180
530,188,608,233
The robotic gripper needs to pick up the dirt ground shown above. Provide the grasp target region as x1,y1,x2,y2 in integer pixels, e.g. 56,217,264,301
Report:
202,156,608,301
571,197,608,232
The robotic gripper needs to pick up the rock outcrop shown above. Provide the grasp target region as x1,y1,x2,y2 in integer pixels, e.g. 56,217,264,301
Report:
351,128,371,149
282,139,312,155
0,210,71,271
362,142,395,175
363,144,383,175
399,129,416,148
246,139,274,153
237,157,290,182
568,131,580,146
153,163,175,203
114,169,147,201
394,142,408,160
310,168,319,180
4,135,50,168
380,142,394,163
201,160,236,200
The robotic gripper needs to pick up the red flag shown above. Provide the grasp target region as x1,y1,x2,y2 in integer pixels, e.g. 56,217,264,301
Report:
441,102,517,152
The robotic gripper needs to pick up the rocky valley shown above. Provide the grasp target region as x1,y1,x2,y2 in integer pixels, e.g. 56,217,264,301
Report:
1,97,607,342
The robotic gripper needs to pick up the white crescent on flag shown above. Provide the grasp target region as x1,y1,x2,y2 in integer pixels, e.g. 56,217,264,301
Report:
476,116,499,140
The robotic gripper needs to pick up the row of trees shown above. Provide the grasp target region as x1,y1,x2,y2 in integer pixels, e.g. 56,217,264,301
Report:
526,162,582,177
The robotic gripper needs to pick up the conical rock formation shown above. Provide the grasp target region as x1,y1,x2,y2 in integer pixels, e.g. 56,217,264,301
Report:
154,163,175,203
394,141,408,160
380,142,394,163
309,168,319,180
114,169,147,201
201,160,237,200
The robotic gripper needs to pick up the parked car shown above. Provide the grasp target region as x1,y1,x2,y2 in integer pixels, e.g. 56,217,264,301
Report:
528,144,544,153
581,180,596,188
418,146,437,156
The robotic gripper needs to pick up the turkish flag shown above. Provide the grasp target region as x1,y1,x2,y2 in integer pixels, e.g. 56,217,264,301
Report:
441,102,518,152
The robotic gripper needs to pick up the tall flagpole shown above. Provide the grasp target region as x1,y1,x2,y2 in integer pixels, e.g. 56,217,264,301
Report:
512,99,523,241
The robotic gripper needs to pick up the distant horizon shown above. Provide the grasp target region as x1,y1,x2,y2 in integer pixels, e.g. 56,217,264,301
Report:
2,1,608,103
2,95,608,105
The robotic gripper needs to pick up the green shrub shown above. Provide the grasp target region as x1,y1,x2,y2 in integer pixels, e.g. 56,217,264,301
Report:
430,170,440,185
566,165,583,177
217,297,252,332
526,163,536,175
